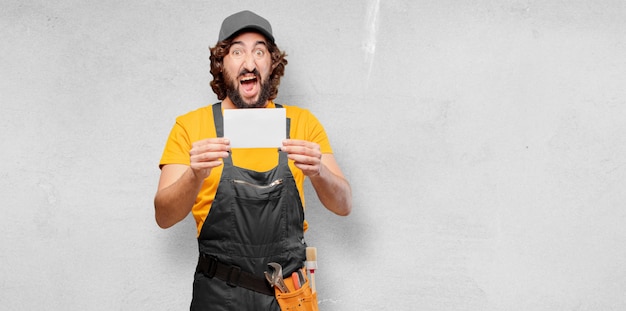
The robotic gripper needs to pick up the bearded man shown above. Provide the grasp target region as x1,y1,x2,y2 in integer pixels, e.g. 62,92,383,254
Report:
154,10,351,310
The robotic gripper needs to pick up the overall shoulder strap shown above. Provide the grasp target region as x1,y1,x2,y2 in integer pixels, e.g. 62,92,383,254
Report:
212,102,223,137
274,104,291,166
274,104,291,139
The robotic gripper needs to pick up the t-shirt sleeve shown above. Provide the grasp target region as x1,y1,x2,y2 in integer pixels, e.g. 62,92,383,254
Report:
304,110,333,154
159,120,192,168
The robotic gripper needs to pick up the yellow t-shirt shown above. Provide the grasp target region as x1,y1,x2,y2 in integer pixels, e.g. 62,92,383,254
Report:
159,101,333,235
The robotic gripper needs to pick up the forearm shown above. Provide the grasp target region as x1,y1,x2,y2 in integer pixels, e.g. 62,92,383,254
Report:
309,164,352,216
154,167,204,228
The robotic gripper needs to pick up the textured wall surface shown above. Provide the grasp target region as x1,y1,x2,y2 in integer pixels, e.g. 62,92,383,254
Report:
2,1,626,310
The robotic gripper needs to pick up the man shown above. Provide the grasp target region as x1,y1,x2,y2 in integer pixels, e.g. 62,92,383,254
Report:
154,10,352,310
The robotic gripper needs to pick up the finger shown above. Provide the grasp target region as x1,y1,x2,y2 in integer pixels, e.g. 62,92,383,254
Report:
293,162,321,177
190,138,231,155
199,137,231,144
191,159,224,169
190,151,230,163
282,139,320,149
282,145,321,158
287,153,321,166
190,146,229,157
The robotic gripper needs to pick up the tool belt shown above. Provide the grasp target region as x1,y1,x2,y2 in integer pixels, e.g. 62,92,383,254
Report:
273,268,319,311
195,255,274,296
196,256,319,310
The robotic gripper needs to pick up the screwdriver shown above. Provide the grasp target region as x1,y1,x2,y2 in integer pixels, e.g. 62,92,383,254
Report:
291,272,301,290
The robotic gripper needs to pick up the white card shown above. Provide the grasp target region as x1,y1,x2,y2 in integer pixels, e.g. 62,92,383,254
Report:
223,108,286,148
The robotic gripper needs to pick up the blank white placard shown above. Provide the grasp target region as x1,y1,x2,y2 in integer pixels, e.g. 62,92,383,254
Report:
223,108,286,148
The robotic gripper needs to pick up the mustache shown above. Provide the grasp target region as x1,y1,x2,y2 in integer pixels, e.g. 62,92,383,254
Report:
239,68,260,77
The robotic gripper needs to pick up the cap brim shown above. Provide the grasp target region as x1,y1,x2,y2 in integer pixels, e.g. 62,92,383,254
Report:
220,26,274,43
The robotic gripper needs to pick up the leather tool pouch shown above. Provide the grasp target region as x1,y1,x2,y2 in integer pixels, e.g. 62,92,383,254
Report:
274,270,319,311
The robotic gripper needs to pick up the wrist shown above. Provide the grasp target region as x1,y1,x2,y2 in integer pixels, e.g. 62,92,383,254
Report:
308,164,323,179
188,167,209,184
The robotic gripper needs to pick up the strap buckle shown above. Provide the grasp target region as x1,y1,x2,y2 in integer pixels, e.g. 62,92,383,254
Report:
206,256,218,278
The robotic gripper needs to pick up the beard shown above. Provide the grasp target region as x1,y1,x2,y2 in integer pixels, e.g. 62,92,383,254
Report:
225,69,272,109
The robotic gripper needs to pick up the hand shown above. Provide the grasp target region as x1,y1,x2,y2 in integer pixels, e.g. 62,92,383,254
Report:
281,139,322,177
189,138,230,179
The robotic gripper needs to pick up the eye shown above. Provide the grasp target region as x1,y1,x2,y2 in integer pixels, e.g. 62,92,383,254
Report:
254,49,265,58
231,49,243,57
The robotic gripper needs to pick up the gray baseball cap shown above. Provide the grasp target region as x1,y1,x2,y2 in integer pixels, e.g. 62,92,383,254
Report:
218,10,274,43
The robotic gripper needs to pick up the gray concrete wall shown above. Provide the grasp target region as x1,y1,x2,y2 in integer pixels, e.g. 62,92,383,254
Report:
2,1,626,310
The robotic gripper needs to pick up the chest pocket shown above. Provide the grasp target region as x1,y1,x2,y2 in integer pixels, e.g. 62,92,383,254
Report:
229,177,287,246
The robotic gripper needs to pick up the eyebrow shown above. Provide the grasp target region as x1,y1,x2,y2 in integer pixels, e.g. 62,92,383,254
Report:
231,40,267,48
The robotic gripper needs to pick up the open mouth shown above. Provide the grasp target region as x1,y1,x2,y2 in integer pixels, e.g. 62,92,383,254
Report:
240,75,258,92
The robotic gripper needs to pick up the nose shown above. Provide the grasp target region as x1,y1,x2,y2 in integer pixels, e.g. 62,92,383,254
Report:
243,53,256,71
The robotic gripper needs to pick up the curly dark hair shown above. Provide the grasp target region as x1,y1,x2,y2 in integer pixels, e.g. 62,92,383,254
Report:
209,35,288,101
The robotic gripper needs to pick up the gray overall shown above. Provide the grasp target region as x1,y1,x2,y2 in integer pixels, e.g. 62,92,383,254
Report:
191,103,307,310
